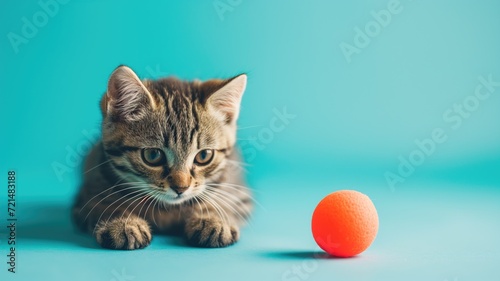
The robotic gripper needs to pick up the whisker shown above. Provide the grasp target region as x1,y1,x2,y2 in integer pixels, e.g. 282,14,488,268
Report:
196,194,210,219
209,188,252,217
142,190,159,222
92,189,148,234
205,188,249,224
225,159,251,167
200,193,229,224
205,182,256,192
119,193,150,225
204,182,259,197
205,183,263,199
125,191,154,225
198,193,224,223
237,125,263,130
206,187,252,215
207,187,251,211
100,188,148,224
136,192,151,219
78,181,144,213
192,196,203,218
225,160,249,173
205,183,266,212
82,185,143,222
83,159,113,174
150,192,163,228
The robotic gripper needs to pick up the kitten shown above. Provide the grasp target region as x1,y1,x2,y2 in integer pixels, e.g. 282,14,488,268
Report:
72,65,252,250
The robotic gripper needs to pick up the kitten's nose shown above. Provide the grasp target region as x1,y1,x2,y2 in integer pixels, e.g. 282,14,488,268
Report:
167,171,191,195
170,185,188,195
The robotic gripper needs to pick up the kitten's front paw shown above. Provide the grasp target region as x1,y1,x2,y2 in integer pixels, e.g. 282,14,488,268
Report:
185,218,239,248
95,217,152,250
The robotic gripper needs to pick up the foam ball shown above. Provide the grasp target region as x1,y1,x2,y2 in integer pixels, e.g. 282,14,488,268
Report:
311,190,378,257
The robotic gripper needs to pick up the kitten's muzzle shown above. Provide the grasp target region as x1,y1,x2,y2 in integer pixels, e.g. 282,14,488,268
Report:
166,171,192,195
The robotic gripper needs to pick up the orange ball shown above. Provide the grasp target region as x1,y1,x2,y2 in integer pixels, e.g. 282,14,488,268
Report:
311,190,379,257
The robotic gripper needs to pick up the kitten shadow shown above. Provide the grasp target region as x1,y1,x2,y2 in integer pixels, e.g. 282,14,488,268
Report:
265,251,359,260
161,236,190,248
16,202,98,249
16,202,194,249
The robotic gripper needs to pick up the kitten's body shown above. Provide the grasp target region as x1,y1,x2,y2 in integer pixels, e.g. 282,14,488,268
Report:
72,66,252,249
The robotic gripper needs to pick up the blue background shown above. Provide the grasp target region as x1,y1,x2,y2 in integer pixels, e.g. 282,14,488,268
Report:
1,0,499,280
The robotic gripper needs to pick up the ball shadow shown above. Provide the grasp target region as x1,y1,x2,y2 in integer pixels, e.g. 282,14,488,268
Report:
265,251,360,260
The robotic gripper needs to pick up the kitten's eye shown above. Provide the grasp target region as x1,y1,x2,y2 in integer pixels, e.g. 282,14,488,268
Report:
194,149,214,165
141,148,166,166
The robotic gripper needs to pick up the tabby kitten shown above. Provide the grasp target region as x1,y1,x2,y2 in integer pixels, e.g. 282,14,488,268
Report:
72,65,252,250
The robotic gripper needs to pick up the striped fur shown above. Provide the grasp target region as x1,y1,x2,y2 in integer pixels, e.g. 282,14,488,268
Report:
72,66,252,249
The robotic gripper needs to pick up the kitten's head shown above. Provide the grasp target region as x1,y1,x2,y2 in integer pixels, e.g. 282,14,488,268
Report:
100,65,246,204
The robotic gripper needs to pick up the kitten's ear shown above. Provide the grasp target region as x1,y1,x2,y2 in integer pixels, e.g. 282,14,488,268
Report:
104,65,157,121
204,74,247,124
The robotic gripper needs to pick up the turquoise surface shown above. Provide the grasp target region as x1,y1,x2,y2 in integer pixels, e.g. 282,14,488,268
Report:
1,0,499,280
